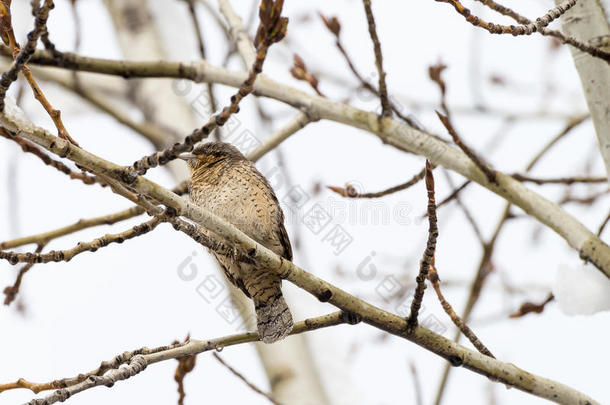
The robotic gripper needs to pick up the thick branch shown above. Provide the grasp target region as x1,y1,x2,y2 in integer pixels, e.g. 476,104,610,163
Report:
1,110,599,404
6,50,610,276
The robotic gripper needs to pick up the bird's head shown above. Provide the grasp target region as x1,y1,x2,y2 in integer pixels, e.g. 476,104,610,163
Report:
178,141,246,174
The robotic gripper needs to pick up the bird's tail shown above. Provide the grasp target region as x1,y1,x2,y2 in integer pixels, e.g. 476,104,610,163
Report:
255,293,293,344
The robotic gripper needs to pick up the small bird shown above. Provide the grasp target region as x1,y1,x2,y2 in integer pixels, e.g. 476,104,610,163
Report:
180,141,293,343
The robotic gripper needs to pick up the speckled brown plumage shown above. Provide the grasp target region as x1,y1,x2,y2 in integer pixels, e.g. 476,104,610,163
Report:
184,141,293,343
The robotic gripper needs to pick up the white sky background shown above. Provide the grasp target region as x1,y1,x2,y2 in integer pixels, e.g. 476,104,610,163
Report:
1,0,609,404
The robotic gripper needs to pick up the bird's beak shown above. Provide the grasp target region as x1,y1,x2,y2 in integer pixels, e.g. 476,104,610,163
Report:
178,153,197,161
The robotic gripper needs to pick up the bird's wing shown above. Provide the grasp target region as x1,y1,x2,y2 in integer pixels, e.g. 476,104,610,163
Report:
276,222,293,262
213,252,251,298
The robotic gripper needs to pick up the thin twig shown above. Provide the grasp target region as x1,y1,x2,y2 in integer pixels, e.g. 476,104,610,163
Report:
0,0,52,109
328,167,425,199
559,189,609,206
437,0,577,36
435,180,471,211
429,62,449,117
0,205,147,250
511,174,607,185
0,217,164,265
318,13,420,128
247,111,315,161
213,353,282,405
290,54,324,96
218,0,256,65
3,243,45,305
409,361,423,405
509,293,554,318
429,64,496,183
442,170,484,244
429,266,494,357
437,111,496,183
597,212,610,237
407,160,438,331
24,355,149,405
525,114,589,171
362,0,391,118
475,0,610,63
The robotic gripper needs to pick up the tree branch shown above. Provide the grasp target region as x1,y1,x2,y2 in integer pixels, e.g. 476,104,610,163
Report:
5,49,610,277
0,99,601,405
362,0,391,118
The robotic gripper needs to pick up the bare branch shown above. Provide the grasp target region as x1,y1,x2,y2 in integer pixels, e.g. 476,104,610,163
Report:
0,217,163,265
362,0,391,118
1,104,601,404
474,0,610,63
429,266,494,357
407,161,438,331
5,51,610,276
509,293,555,318
328,167,425,199
436,0,576,36
511,174,607,185
12,311,351,399
213,353,282,405
3,243,45,305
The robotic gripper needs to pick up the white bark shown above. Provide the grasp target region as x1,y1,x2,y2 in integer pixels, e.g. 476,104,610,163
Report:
557,0,610,183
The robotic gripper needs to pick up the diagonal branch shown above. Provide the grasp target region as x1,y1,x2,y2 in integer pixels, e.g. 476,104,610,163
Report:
213,353,282,405
436,111,496,183
429,266,494,357
0,101,601,405
0,217,164,265
5,50,610,277
436,0,576,36
474,0,610,63
328,167,425,199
